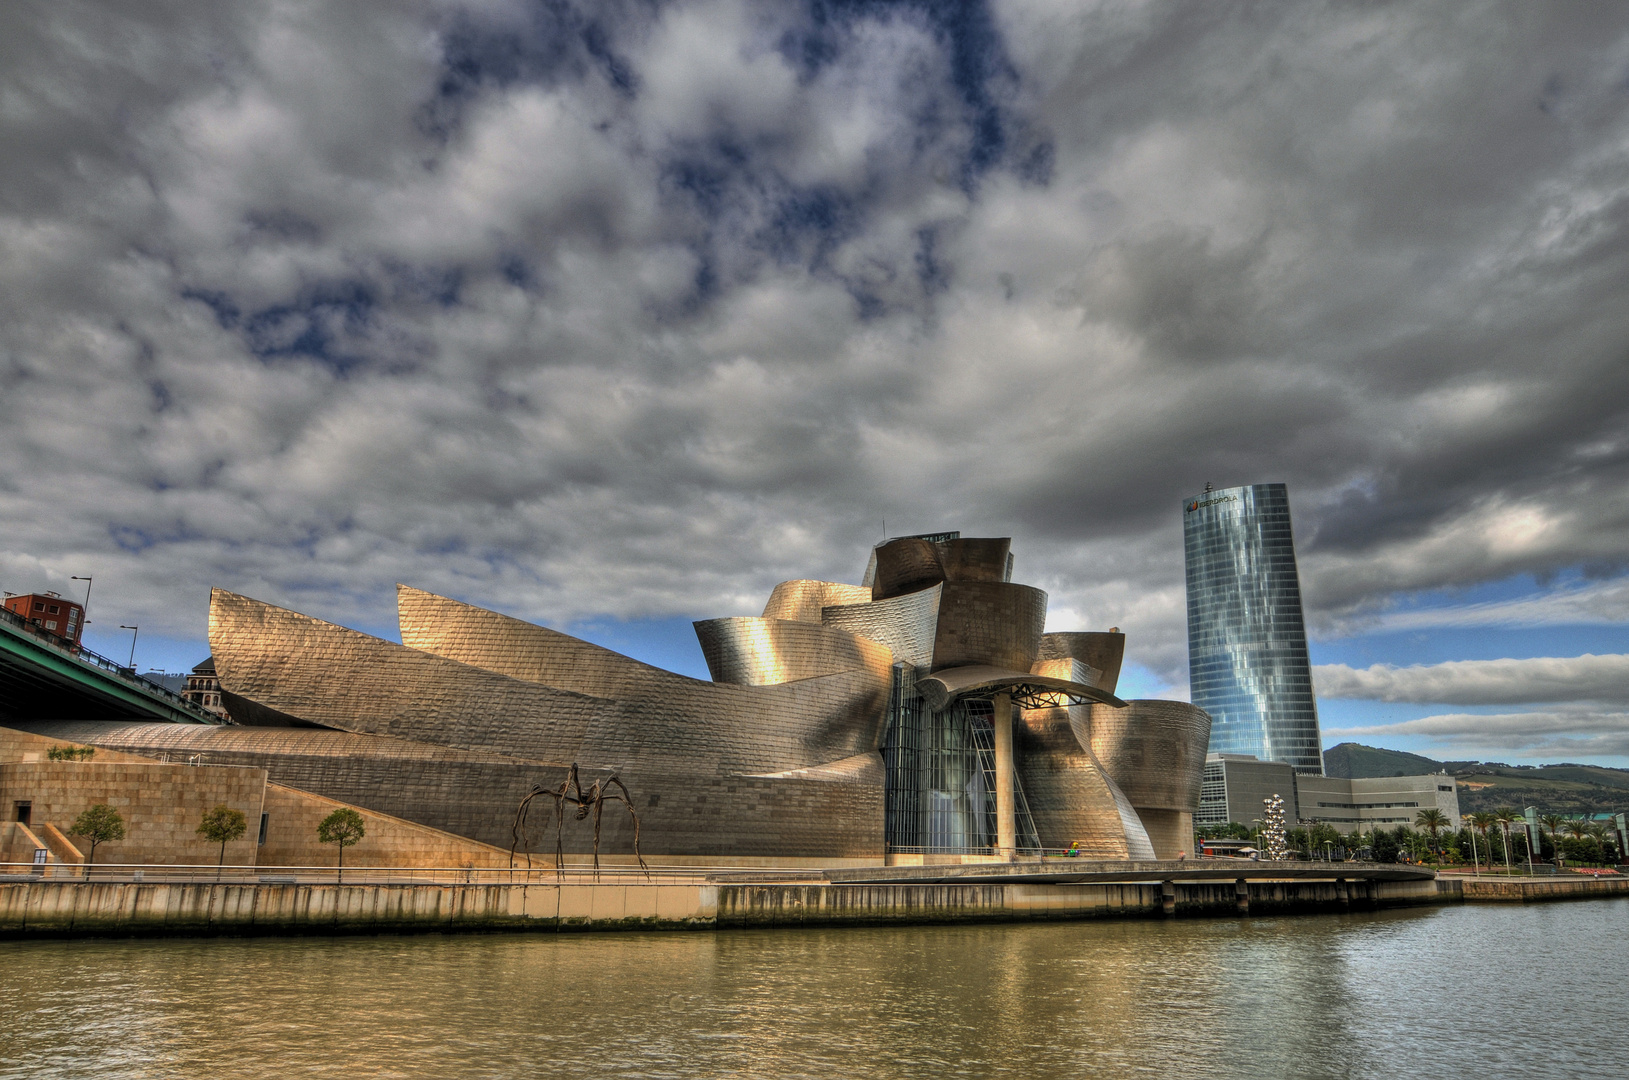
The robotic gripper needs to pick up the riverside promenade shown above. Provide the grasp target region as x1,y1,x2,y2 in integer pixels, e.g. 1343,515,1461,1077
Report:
0,858,1457,938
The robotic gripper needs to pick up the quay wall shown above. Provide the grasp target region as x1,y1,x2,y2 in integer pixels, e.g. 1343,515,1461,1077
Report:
0,874,1446,938
1455,876,1629,902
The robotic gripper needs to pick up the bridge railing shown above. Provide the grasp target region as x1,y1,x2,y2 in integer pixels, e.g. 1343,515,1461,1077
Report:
0,605,219,723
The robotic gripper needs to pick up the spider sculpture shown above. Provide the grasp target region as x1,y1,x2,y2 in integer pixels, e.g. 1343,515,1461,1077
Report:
510,763,650,879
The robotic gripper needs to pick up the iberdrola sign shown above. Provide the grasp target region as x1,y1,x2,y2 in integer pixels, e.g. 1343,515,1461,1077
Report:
1185,494,1238,513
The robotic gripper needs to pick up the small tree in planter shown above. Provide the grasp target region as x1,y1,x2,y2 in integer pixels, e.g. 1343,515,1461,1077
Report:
70,803,126,873
317,808,366,880
197,804,248,878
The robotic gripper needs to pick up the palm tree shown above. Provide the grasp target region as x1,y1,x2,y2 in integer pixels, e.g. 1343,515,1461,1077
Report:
1559,818,1590,866
1541,813,1565,861
1494,807,1518,874
1470,812,1497,872
1415,808,1449,859
1586,822,1610,866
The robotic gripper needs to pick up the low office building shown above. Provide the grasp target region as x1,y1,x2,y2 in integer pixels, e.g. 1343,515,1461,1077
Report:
1197,754,1460,835
1196,754,1301,828
1295,773,1460,835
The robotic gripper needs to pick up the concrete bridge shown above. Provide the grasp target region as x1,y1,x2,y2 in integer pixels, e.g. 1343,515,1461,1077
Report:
0,607,217,726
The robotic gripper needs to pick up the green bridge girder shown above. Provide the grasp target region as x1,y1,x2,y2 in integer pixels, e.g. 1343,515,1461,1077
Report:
0,614,217,725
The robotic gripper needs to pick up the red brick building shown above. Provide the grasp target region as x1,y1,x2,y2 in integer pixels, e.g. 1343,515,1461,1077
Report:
2,592,85,646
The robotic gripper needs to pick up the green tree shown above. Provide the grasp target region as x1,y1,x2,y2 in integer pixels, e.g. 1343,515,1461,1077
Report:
1540,814,1565,861
1415,808,1449,857
317,808,366,879
1371,828,1401,864
69,803,126,870
196,804,248,876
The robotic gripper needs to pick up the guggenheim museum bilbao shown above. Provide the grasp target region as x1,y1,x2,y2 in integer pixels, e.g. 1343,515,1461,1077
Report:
25,534,1211,864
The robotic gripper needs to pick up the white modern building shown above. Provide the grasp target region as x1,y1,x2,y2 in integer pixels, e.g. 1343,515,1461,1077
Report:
1296,773,1461,835
1198,754,1461,835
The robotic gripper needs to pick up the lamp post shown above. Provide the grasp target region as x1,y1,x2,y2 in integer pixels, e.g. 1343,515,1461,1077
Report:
71,575,93,614
120,625,138,670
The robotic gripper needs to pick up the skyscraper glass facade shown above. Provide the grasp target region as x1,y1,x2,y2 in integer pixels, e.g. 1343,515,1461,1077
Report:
1183,483,1323,774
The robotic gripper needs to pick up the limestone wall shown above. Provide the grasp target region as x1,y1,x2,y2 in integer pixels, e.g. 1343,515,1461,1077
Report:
0,821,45,865
256,783,515,869
0,725,157,766
0,760,267,867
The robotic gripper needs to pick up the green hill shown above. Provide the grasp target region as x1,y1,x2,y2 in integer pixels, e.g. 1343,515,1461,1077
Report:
1322,743,1444,779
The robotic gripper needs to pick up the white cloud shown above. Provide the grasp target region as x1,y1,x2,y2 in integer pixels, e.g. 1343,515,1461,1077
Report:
1315,654,1629,706
1326,709,1629,761
0,0,1626,704
1322,577,1629,637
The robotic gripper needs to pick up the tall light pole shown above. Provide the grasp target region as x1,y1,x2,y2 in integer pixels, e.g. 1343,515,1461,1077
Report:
71,576,92,618
120,625,138,670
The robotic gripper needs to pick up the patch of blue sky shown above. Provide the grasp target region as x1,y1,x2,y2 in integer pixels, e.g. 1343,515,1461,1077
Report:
1111,661,1172,702
79,628,209,678
562,614,712,680
1311,567,1629,664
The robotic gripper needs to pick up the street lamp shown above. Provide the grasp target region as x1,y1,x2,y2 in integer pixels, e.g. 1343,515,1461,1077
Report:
119,625,138,670
71,576,92,625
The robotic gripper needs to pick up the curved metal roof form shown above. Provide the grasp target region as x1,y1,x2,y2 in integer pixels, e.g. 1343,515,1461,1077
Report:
914,664,1128,713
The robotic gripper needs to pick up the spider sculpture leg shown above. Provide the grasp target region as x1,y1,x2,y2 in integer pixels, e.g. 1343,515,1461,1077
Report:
591,795,605,880
603,776,651,878
510,785,552,872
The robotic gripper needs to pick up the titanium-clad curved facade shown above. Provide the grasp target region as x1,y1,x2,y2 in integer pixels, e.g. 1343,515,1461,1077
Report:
23,532,1210,864
1183,484,1323,773
1086,700,1211,858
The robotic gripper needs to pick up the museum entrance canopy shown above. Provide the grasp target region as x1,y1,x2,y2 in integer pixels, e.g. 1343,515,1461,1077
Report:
914,664,1128,713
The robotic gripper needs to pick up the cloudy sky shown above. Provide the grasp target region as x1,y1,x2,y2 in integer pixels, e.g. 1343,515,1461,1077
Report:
4,1,1628,765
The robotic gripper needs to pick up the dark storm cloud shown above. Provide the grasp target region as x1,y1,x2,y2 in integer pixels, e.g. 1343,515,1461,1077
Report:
2,1,1628,698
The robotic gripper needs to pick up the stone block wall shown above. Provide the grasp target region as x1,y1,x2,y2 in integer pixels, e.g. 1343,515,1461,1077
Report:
0,820,45,865
1,724,511,870
0,759,267,867
257,783,514,869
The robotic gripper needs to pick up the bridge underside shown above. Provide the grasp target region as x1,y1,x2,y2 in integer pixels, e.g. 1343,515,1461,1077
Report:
0,623,212,726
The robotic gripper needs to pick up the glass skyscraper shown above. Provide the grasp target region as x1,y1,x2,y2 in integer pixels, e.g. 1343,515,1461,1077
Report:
1183,483,1324,774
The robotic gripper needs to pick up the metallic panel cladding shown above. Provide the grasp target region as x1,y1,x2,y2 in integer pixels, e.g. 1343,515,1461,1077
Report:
927,582,1047,673
760,580,873,624
821,586,941,668
203,587,894,859
1085,700,1210,813
1183,483,1324,773
1036,632,1122,694
692,616,893,686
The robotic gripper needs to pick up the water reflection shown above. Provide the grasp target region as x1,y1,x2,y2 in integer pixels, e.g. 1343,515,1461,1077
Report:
2,900,1624,1079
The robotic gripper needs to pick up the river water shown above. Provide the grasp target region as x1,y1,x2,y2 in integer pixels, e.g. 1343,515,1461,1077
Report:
2,900,1624,1079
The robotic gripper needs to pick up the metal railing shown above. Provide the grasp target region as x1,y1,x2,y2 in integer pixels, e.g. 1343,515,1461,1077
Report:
0,605,220,723
0,860,827,886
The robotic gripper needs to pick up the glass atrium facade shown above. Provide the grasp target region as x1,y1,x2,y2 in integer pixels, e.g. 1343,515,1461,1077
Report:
1183,483,1324,774
881,663,1042,853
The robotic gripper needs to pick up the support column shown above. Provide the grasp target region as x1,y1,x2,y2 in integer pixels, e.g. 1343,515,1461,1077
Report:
993,691,1016,859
